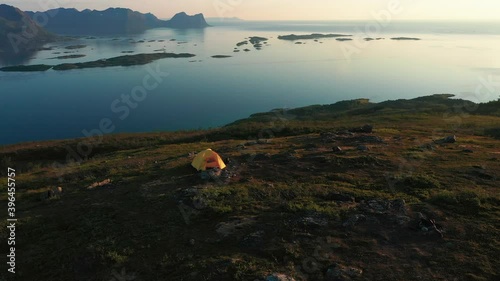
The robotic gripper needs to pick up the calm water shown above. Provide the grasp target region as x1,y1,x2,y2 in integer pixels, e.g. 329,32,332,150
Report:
1,21,499,145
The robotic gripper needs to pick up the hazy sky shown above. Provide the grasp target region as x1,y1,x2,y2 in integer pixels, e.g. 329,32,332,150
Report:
3,0,500,21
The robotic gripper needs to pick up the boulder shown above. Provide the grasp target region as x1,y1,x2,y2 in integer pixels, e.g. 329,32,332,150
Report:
298,216,328,228
438,135,457,144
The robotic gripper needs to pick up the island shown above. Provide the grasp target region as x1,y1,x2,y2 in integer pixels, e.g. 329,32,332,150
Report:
246,36,268,50
0,52,196,72
0,64,53,72
391,37,421,40
249,36,268,44
236,41,248,47
49,54,86,59
364,37,385,41
278,33,352,40
64,44,86,50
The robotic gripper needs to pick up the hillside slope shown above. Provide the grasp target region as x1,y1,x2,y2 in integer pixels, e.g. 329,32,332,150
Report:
0,95,499,281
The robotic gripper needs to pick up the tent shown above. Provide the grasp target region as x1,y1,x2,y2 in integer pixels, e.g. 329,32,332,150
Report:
191,149,226,171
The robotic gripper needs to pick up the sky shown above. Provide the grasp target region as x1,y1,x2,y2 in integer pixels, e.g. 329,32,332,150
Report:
3,0,500,21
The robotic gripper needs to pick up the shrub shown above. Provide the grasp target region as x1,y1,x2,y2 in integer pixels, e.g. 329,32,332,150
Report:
429,190,481,214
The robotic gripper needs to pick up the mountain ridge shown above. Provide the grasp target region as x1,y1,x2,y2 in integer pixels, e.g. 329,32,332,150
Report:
24,7,209,35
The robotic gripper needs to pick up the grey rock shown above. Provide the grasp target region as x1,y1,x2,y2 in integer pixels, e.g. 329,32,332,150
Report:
299,216,328,228
343,214,366,227
394,215,412,226
391,199,407,215
437,135,457,144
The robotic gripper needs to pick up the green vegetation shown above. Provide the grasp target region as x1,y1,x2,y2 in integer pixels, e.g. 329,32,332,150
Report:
0,64,53,72
0,95,498,280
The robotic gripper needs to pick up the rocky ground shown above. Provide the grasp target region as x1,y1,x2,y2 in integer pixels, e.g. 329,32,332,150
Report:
0,95,499,281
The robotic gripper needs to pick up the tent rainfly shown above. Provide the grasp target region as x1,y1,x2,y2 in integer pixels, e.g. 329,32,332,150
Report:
191,149,226,171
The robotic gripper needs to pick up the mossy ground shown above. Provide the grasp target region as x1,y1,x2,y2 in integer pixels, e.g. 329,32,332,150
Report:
0,95,499,281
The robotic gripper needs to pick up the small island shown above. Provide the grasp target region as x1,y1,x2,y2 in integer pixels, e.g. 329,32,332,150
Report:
64,44,87,49
236,41,248,47
364,37,385,41
211,55,232,58
278,33,352,41
248,36,268,50
391,37,421,40
49,54,86,59
0,52,196,72
249,36,267,44
336,38,353,41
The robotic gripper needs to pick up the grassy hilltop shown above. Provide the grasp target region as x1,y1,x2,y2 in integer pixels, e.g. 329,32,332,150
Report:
0,94,499,281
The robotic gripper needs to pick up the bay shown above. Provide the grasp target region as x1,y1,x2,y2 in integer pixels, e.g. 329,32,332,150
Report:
1,20,499,145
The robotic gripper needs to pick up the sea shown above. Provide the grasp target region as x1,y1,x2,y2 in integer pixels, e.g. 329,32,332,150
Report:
1,20,499,145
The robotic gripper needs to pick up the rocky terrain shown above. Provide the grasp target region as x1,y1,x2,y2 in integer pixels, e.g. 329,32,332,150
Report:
0,94,498,280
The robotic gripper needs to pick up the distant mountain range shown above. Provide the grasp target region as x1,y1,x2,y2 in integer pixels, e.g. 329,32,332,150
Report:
0,4,209,63
25,8,209,35
0,4,209,50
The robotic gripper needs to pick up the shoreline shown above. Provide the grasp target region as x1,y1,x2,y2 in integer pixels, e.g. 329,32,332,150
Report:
1,94,498,147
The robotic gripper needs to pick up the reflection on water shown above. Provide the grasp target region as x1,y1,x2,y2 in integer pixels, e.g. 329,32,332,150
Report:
0,49,39,66
1,21,499,145
0,28,207,68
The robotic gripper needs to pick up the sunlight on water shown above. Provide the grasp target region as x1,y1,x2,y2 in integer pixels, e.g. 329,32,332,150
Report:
1,21,499,144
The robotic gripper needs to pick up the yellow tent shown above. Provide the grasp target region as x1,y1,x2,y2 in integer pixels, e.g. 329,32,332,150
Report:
191,149,226,171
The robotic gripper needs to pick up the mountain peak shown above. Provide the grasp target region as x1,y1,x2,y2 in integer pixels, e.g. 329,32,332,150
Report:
173,11,188,17
0,4,23,21
167,12,209,28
